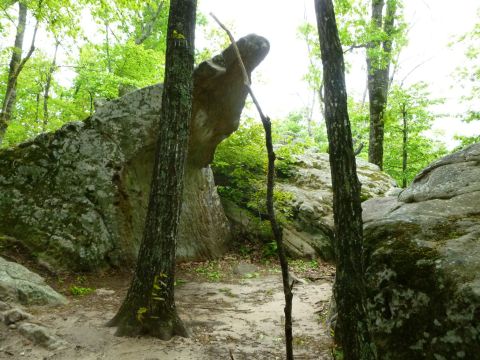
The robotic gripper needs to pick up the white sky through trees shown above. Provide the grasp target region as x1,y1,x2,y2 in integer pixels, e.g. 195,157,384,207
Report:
1,0,478,147
198,0,479,147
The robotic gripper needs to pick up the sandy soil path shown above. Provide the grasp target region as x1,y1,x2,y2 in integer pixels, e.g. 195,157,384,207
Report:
0,261,334,360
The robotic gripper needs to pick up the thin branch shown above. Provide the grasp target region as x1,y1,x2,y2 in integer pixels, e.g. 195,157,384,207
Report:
14,19,39,79
399,57,433,87
2,8,16,26
135,1,165,45
354,142,364,156
209,13,251,87
343,43,367,54
210,13,294,360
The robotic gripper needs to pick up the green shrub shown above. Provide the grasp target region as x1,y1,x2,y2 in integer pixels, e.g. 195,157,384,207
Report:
69,285,94,296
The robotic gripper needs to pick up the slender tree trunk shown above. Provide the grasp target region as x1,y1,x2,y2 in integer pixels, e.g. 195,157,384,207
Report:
43,40,60,131
314,1,376,359
366,0,397,169
107,0,196,339
105,23,112,73
263,116,294,360
35,92,41,124
0,2,27,146
401,103,408,188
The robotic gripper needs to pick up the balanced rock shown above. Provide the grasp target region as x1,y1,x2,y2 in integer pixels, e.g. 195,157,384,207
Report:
363,143,480,359
0,34,269,270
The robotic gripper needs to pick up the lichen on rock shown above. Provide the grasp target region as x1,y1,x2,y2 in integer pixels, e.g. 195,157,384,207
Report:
0,34,270,271
363,143,480,359
0,256,66,306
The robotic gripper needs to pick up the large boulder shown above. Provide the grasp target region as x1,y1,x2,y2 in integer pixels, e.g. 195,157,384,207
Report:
363,143,480,359
0,34,270,270
280,151,396,260
0,256,66,306
222,149,397,260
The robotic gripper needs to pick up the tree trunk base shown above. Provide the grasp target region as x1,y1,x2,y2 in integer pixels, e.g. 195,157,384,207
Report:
107,310,189,340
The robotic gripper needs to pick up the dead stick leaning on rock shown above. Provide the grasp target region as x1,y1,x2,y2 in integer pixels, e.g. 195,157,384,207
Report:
210,13,295,360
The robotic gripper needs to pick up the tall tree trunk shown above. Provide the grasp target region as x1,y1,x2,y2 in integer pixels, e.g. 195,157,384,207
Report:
105,23,112,73
43,39,60,131
107,0,196,339
314,1,376,359
366,0,397,169
0,2,27,146
35,92,41,124
401,103,408,188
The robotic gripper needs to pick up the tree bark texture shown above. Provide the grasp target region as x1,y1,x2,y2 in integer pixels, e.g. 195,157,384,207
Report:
0,2,27,146
367,0,397,169
263,117,294,360
314,0,376,359
42,40,60,130
107,0,196,339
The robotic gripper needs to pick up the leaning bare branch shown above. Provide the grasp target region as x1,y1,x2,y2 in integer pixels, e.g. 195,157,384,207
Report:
209,13,251,87
210,13,294,360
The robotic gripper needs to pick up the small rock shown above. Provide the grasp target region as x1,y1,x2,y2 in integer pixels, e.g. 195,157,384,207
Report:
3,308,31,325
288,272,308,285
95,288,115,296
0,257,67,306
0,301,10,311
18,322,64,350
8,324,16,330
233,263,258,276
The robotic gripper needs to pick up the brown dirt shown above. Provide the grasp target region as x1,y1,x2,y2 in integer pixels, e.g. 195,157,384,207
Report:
0,256,335,360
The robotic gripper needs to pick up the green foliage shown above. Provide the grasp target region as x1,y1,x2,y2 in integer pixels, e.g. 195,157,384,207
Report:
383,83,447,186
136,306,148,322
335,0,407,68
212,115,318,225
347,98,370,157
453,134,480,150
212,118,266,208
194,261,222,281
290,259,318,273
195,16,232,64
72,39,164,110
0,0,169,148
262,241,278,258
452,9,480,145
69,285,94,296
346,82,448,187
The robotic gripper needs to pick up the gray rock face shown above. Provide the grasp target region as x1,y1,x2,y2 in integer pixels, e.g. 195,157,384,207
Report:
18,322,64,349
3,308,31,324
281,151,396,260
362,143,480,359
0,35,269,270
0,257,66,306
221,150,396,260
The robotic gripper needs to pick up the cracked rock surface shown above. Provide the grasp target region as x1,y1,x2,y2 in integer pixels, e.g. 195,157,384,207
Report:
0,34,269,271
362,143,480,359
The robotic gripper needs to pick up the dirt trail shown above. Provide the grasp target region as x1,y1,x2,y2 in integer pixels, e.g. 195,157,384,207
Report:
0,262,334,359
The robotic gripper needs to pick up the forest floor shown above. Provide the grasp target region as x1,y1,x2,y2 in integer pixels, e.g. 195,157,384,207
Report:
0,253,335,360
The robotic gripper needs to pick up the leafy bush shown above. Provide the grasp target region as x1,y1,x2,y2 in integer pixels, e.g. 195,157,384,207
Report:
69,285,94,296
